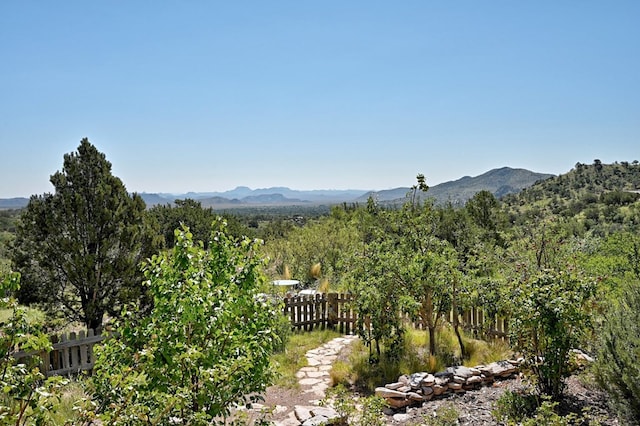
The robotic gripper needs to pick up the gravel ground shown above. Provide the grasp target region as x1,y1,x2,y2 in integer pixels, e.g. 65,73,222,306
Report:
384,374,618,425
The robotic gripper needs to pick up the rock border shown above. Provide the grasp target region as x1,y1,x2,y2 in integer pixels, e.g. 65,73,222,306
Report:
376,360,522,410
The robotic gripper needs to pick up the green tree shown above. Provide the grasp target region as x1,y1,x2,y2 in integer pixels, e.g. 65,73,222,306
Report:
149,198,216,248
465,190,504,245
11,139,160,330
91,221,281,424
149,199,255,248
344,210,409,361
579,231,640,298
392,179,453,356
345,177,454,358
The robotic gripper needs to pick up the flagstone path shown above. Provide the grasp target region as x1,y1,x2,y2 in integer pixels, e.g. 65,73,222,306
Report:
246,334,359,426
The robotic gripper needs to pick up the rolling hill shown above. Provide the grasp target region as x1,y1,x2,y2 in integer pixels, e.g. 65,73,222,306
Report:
356,167,554,205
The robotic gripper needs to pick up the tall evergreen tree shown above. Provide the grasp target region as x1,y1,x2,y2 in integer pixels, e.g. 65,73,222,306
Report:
11,139,159,330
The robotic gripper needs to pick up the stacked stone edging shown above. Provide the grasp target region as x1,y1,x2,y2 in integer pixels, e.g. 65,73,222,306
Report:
376,359,522,409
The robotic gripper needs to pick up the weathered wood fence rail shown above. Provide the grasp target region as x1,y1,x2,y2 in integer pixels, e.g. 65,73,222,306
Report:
284,293,508,340
13,329,105,377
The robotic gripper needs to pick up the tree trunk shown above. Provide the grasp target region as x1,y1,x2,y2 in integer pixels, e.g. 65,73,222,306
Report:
428,326,436,356
454,323,465,361
423,292,438,356
452,278,466,360
86,307,104,333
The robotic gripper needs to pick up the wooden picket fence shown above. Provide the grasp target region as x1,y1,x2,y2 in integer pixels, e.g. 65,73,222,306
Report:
283,293,357,334
13,329,105,377
10,294,507,378
283,293,508,340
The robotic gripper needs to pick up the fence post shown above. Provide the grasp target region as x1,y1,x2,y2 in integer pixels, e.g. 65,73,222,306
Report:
328,293,338,330
60,333,70,374
283,297,293,331
39,350,50,376
69,332,80,374
316,293,325,330
79,330,89,370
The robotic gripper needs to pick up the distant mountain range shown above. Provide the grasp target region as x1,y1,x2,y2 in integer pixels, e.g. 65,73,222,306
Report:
357,167,554,205
0,167,554,209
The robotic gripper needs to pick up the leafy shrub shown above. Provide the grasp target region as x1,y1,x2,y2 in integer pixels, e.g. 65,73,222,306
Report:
493,390,600,426
492,389,539,424
509,269,595,399
91,223,282,424
321,384,354,424
355,393,387,426
520,399,577,426
321,384,387,426
594,280,640,424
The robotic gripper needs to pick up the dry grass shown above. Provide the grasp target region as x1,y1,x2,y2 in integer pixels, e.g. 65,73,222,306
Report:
333,325,513,393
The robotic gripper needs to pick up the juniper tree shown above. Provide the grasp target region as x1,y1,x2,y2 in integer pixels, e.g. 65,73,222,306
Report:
11,139,159,330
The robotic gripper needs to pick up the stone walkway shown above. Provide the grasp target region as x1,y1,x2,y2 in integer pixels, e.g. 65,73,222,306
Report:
248,335,359,426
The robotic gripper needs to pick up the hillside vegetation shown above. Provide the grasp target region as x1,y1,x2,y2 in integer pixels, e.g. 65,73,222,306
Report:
502,160,640,234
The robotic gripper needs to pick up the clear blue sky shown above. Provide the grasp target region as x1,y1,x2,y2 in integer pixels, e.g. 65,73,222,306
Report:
1,2,639,198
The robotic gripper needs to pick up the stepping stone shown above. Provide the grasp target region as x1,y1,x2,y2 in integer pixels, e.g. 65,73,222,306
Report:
302,415,329,426
306,357,321,366
294,405,313,422
311,406,339,420
299,377,323,386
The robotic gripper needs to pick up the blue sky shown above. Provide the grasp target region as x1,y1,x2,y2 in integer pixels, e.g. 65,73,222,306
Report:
1,2,639,198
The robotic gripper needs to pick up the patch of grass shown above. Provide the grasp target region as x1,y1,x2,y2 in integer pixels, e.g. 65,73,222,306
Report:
464,337,512,367
271,328,342,388
0,306,46,325
423,402,460,426
433,323,513,367
50,379,91,424
399,328,433,374
330,359,352,387
341,338,408,392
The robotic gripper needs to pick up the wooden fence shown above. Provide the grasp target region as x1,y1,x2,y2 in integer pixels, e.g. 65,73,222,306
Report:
13,329,105,377
283,293,508,340
283,293,357,334
11,294,507,378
